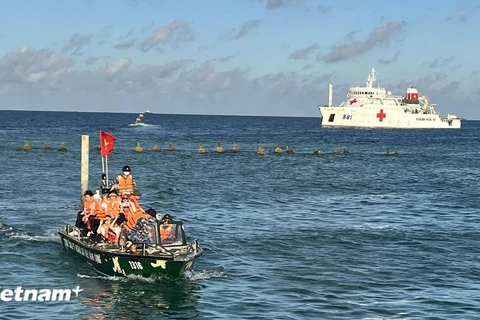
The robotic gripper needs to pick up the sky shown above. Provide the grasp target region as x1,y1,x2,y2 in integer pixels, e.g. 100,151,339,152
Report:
0,0,479,118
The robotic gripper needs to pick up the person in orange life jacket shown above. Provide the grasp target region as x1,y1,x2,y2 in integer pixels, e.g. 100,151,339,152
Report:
160,214,174,241
97,190,121,240
112,165,136,194
86,191,104,237
100,190,121,220
75,190,94,234
121,194,150,252
130,190,147,215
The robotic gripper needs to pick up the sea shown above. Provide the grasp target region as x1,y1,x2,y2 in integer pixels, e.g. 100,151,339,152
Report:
0,110,479,320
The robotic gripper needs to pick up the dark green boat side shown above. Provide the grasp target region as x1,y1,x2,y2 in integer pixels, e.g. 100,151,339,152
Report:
59,222,203,278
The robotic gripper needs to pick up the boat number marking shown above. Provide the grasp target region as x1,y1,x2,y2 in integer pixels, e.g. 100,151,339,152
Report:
128,261,143,270
343,114,353,120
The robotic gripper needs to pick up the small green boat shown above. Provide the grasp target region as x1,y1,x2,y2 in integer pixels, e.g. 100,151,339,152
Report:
59,220,203,278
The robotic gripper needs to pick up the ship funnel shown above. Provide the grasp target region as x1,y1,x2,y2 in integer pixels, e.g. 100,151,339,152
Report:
328,83,333,107
405,87,419,104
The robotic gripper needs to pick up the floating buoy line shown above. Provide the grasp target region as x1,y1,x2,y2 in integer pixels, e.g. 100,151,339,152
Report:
14,141,398,156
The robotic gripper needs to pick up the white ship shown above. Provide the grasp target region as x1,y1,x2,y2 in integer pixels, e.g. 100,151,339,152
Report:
318,68,461,129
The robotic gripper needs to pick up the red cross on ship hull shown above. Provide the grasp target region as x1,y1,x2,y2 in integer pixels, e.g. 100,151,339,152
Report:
376,109,386,122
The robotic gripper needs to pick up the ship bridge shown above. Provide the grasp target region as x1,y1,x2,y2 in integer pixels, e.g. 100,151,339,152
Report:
348,87,387,99
347,68,387,99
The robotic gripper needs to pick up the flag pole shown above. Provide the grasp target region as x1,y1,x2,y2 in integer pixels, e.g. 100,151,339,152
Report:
106,155,109,186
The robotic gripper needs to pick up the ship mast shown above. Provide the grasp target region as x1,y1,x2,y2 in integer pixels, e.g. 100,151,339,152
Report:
328,83,333,107
366,68,376,88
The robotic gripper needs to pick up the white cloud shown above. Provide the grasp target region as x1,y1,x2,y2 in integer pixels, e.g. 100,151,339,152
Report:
265,0,304,10
139,20,195,52
0,46,477,118
106,58,131,74
234,20,261,39
378,51,400,65
61,33,93,56
288,43,318,60
320,21,407,63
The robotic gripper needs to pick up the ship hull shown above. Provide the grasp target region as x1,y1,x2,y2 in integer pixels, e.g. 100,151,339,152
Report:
319,106,461,129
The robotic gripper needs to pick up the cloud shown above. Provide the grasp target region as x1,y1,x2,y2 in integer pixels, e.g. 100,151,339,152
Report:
317,5,330,14
61,33,93,56
428,57,454,68
0,46,334,116
319,21,407,63
97,25,114,44
265,0,304,10
139,20,195,52
445,14,468,24
114,39,137,49
84,56,110,65
391,73,447,92
439,81,460,95
1,46,476,117
141,21,154,33
106,58,131,74
85,57,100,65
113,29,137,49
0,47,75,84
234,20,261,39
288,43,318,60
211,51,240,62
378,51,400,64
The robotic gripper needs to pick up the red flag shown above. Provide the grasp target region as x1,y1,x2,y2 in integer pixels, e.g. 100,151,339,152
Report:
99,130,116,157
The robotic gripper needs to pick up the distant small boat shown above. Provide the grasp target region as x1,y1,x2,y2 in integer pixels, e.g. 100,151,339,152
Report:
144,110,152,114
130,113,145,126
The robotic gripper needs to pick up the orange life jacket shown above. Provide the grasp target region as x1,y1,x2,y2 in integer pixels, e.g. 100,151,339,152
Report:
124,209,144,231
102,198,120,219
84,198,94,214
160,224,173,240
117,174,134,194
92,200,106,220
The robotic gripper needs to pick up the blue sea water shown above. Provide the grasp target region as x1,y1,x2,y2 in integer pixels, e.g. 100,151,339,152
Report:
0,110,479,319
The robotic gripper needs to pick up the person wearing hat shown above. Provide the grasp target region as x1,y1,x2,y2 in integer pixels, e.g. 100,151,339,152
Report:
100,190,120,220
112,165,136,194
129,190,147,215
160,214,175,242
122,200,151,253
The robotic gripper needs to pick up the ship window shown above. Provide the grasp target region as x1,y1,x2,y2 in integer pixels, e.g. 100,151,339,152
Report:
328,114,335,122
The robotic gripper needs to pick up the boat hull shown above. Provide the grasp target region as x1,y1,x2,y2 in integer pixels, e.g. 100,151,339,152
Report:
59,232,201,278
319,106,461,129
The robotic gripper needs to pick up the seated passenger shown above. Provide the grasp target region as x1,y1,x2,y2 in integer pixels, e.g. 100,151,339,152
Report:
97,217,112,241
102,214,125,244
130,190,146,214
122,198,150,253
75,190,94,234
88,191,104,237
160,214,175,242
101,190,120,219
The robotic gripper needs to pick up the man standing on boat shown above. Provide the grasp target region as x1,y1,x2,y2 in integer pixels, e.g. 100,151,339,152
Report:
112,165,136,194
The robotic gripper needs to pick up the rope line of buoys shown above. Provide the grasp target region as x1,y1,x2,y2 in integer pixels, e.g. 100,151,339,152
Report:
14,141,399,156
15,141,68,151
